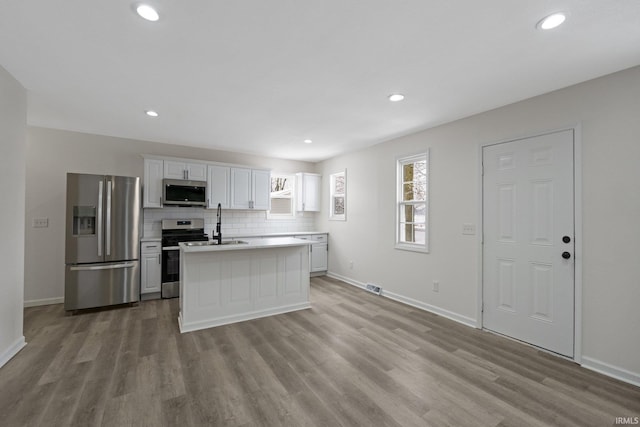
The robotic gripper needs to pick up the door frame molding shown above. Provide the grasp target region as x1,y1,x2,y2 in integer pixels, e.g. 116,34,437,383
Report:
476,124,583,363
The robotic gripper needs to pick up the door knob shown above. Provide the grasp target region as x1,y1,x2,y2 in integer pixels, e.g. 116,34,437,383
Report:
562,236,571,244
562,251,571,259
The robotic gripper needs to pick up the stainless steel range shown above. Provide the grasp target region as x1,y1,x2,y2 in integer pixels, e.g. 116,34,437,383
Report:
161,218,208,298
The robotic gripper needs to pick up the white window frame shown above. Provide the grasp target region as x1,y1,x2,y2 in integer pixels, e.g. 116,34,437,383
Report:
395,151,429,253
329,170,346,221
267,173,296,220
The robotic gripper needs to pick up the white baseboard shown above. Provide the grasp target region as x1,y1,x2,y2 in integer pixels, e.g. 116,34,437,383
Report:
24,297,64,308
581,356,640,388
326,272,477,328
0,336,26,368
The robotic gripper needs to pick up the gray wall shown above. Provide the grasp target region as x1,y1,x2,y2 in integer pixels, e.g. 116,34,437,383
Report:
0,65,26,367
318,66,640,384
24,128,317,304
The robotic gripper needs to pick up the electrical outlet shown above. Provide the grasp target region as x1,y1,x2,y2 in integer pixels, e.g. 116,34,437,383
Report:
432,281,439,292
33,218,49,228
462,223,476,235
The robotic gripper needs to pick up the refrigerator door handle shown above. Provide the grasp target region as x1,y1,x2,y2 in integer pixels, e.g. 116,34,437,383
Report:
70,262,136,271
106,179,112,256
97,180,103,257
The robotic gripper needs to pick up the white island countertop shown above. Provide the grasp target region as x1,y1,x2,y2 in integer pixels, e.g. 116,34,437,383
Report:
179,237,312,253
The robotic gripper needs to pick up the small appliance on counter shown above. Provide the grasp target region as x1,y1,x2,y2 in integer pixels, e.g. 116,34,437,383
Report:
64,173,141,311
161,218,208,298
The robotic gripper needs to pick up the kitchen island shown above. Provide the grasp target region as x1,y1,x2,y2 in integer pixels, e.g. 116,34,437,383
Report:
178,237,312,333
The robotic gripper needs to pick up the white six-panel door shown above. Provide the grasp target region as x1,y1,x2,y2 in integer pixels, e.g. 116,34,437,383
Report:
482,129,575,357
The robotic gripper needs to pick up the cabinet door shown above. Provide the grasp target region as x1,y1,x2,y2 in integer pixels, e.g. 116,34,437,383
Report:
164,160,187,179
311,243,328,272
252,169,271,210
296,173,321,212
186,163,207,181
296,173,305,211
207,165,230,209
304,174,321,211
143,159,164,208
230,167,251,209
141,252,162,293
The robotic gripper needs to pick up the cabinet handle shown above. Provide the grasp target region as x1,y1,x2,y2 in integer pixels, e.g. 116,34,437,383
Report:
249,200,254,209
158,254,161,264
184,170,187,179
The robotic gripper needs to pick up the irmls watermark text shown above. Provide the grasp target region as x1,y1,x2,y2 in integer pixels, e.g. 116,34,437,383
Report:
615,416,639,425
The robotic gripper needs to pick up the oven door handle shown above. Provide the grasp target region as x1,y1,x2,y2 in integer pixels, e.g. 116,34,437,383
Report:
162,246,180,250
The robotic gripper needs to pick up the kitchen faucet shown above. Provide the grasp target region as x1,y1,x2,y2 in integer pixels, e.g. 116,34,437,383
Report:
213,202,222,244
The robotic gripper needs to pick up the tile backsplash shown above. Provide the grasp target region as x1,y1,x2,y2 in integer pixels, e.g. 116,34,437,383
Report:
143,207,317,238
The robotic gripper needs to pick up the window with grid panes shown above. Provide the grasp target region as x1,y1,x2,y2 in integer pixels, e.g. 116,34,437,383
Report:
267,173,295,219
396,152,429,252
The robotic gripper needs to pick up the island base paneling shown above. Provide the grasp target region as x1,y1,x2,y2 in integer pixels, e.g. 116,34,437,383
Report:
179,245,310,333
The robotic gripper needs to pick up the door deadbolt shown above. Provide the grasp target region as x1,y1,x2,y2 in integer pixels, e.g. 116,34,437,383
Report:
562,236,571,244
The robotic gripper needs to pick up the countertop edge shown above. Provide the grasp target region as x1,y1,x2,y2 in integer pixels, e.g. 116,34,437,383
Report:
228,231,328,238
180,237,313,253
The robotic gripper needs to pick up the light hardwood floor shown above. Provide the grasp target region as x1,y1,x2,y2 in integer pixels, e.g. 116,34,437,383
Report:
1,276,638,426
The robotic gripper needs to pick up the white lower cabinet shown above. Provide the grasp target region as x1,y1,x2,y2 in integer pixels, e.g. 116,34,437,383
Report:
310,242,328,272
295,234,328,273
141,242,162,294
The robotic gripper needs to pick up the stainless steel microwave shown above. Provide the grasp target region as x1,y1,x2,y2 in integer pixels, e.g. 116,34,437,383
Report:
163,179,207,207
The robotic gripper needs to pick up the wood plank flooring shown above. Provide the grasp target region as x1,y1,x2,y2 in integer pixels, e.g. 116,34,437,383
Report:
1,276,639,426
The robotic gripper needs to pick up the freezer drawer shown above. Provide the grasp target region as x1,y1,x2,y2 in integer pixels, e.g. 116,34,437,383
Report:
65,261,140,311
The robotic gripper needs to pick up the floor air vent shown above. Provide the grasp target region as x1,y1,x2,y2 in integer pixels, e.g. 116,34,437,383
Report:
365,283,382,295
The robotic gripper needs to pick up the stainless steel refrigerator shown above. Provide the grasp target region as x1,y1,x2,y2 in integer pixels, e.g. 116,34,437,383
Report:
65,173,141,311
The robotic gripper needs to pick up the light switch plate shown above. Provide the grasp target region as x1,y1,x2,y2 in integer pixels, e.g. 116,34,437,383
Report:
462,223,476,235
33,218,49,228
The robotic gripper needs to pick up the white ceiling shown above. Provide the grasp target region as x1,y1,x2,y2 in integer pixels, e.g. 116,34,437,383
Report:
1,1,640,162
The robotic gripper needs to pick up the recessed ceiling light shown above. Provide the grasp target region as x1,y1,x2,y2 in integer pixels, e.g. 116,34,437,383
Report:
136,4,159,22
303,139,313,144
145,110,159,117
537,12,566,30
388,94,405,102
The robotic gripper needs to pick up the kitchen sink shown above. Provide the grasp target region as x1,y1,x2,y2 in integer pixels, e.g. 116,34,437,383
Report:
184,240,248,246
219,240,248,245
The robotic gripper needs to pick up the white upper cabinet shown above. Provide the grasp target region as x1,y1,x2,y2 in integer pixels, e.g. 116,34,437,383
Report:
230,167,271,210
143,156,271,210
143,158,164,208
296,173,321,212
252,169,271,210
207,165,230,209
164,160,207,181
187,163,207,181
230,167,251,209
